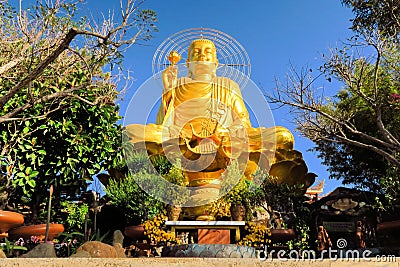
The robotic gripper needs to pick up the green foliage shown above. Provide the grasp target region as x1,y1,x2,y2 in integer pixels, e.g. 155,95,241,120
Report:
150,154,173,176
60,200,89,231
314,36,400,191
56,231,85,257
254,173,308,212
287,222,311,252
134,9,158,41
105,172,165,225
160,165,190,205
252,172,312,250
374,165,400,211
0,238,28,258
0,0,157,225
222,178,254,206
341,0,400,38
219,163,265,220
220,160,260,206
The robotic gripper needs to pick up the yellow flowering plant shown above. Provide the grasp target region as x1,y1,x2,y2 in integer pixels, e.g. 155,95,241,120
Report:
142,210,178,245
238,222,272,247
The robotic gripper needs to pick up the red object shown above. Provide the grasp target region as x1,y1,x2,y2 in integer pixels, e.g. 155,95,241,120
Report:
270,229,296,243
377,220,400,233
124,225,146,241
0,210,24,236
8,223,64,241
198,229,230,244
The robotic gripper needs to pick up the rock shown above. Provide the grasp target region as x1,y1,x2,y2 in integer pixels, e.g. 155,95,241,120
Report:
21,243,57,258
113,230,124,246
69,250,91,258
0,249,7,258
75,241,124,258
113,243,126,258
112,230,126,257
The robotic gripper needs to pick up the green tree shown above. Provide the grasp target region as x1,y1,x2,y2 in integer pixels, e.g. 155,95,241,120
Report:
341,0,400,38
0,0,157,220
267,3,400,199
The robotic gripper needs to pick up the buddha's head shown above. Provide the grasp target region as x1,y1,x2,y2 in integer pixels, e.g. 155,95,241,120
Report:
187,39,218,63
187,39,218,80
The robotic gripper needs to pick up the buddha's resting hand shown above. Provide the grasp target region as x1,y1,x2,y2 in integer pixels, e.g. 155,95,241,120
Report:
162,65,178,91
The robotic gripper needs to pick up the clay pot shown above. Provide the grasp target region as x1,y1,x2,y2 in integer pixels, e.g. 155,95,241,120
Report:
124,225,146,242
8,223,64,241
230,204,245,221
270,228,296,243
0,210,24,237
377,219,400,234
167,205,182,221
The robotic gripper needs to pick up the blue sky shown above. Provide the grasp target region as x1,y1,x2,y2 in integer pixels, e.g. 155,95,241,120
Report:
112,0,354,194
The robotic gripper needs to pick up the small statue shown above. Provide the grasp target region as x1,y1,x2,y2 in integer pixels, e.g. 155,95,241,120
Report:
356,220,366,248
317,225,332,252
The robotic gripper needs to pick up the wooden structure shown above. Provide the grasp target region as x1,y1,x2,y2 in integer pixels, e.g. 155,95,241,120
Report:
165,221,244,244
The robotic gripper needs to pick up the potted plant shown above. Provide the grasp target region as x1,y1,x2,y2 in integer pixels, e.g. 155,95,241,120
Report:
105,170,165,241
151,156,189,221
254,172,310,248
221,177,262,221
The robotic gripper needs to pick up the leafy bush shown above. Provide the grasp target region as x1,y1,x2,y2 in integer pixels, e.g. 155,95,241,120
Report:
60,200,89,231
105,172,165,225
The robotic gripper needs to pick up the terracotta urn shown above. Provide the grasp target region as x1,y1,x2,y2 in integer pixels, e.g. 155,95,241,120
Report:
124,225,146,242
167,205,182,221
230,204,245,221
0,210,24,238
377,219,400,234
270,228,296,243
8,223,64,241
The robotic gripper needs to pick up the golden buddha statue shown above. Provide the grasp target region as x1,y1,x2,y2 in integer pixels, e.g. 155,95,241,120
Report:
125,39,315,211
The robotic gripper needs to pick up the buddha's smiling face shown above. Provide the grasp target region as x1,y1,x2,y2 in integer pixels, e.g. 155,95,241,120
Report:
188,40,218,63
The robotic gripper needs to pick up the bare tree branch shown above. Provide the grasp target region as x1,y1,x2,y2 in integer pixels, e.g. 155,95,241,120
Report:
0,27,79,110
267,32,400,169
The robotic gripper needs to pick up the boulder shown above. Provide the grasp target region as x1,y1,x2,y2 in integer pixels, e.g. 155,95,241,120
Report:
75,241,125,258
113,243,126,258
112,230,126,258
21,243,57,258
113,230,124,246
69,250,91,258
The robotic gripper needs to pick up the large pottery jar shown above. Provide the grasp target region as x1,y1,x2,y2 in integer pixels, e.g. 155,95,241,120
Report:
230,204,245,221
124,225,146,242
8,223,64,241
270,228,296,243
167,205,182,221
0,210,24,238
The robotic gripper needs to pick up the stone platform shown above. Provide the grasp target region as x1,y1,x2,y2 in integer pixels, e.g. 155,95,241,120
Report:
0,258,398,267
161,244,257,258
